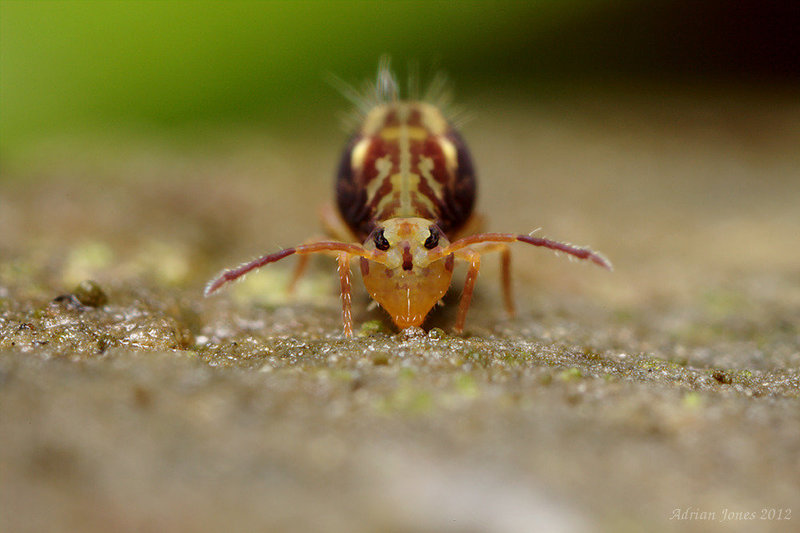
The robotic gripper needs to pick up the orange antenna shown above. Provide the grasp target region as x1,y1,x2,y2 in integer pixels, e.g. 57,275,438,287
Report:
205,241,380,296
441,233,612,271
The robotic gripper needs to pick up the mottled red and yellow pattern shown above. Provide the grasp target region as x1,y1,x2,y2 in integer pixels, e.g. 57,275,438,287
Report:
336,102,475,241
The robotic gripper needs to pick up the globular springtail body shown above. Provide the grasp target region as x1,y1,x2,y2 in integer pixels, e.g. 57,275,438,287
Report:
205,60,611,337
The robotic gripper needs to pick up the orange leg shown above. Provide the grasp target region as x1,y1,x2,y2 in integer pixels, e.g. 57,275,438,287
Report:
454,249,481,334
287,234,339,295
499,244,515,317
319,203,358,242
337,253,354,337
287,253,311,295
461,242,515,318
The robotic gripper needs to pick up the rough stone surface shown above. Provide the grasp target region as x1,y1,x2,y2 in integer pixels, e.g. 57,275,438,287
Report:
1,90,798,532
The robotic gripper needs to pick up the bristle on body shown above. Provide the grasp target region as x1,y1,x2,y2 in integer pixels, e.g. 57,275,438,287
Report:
328,56,460,132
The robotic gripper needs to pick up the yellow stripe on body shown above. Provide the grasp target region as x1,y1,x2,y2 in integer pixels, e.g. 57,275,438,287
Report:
365,102,453,221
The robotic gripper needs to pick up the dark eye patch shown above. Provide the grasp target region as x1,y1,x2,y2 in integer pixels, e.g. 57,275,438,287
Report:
374,229,390,251
424,227,440,249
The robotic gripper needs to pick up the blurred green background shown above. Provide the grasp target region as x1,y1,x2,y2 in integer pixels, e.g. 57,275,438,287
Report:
1,0,797,163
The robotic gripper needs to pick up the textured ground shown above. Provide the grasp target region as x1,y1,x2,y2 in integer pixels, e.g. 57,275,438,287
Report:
1,88,799,532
